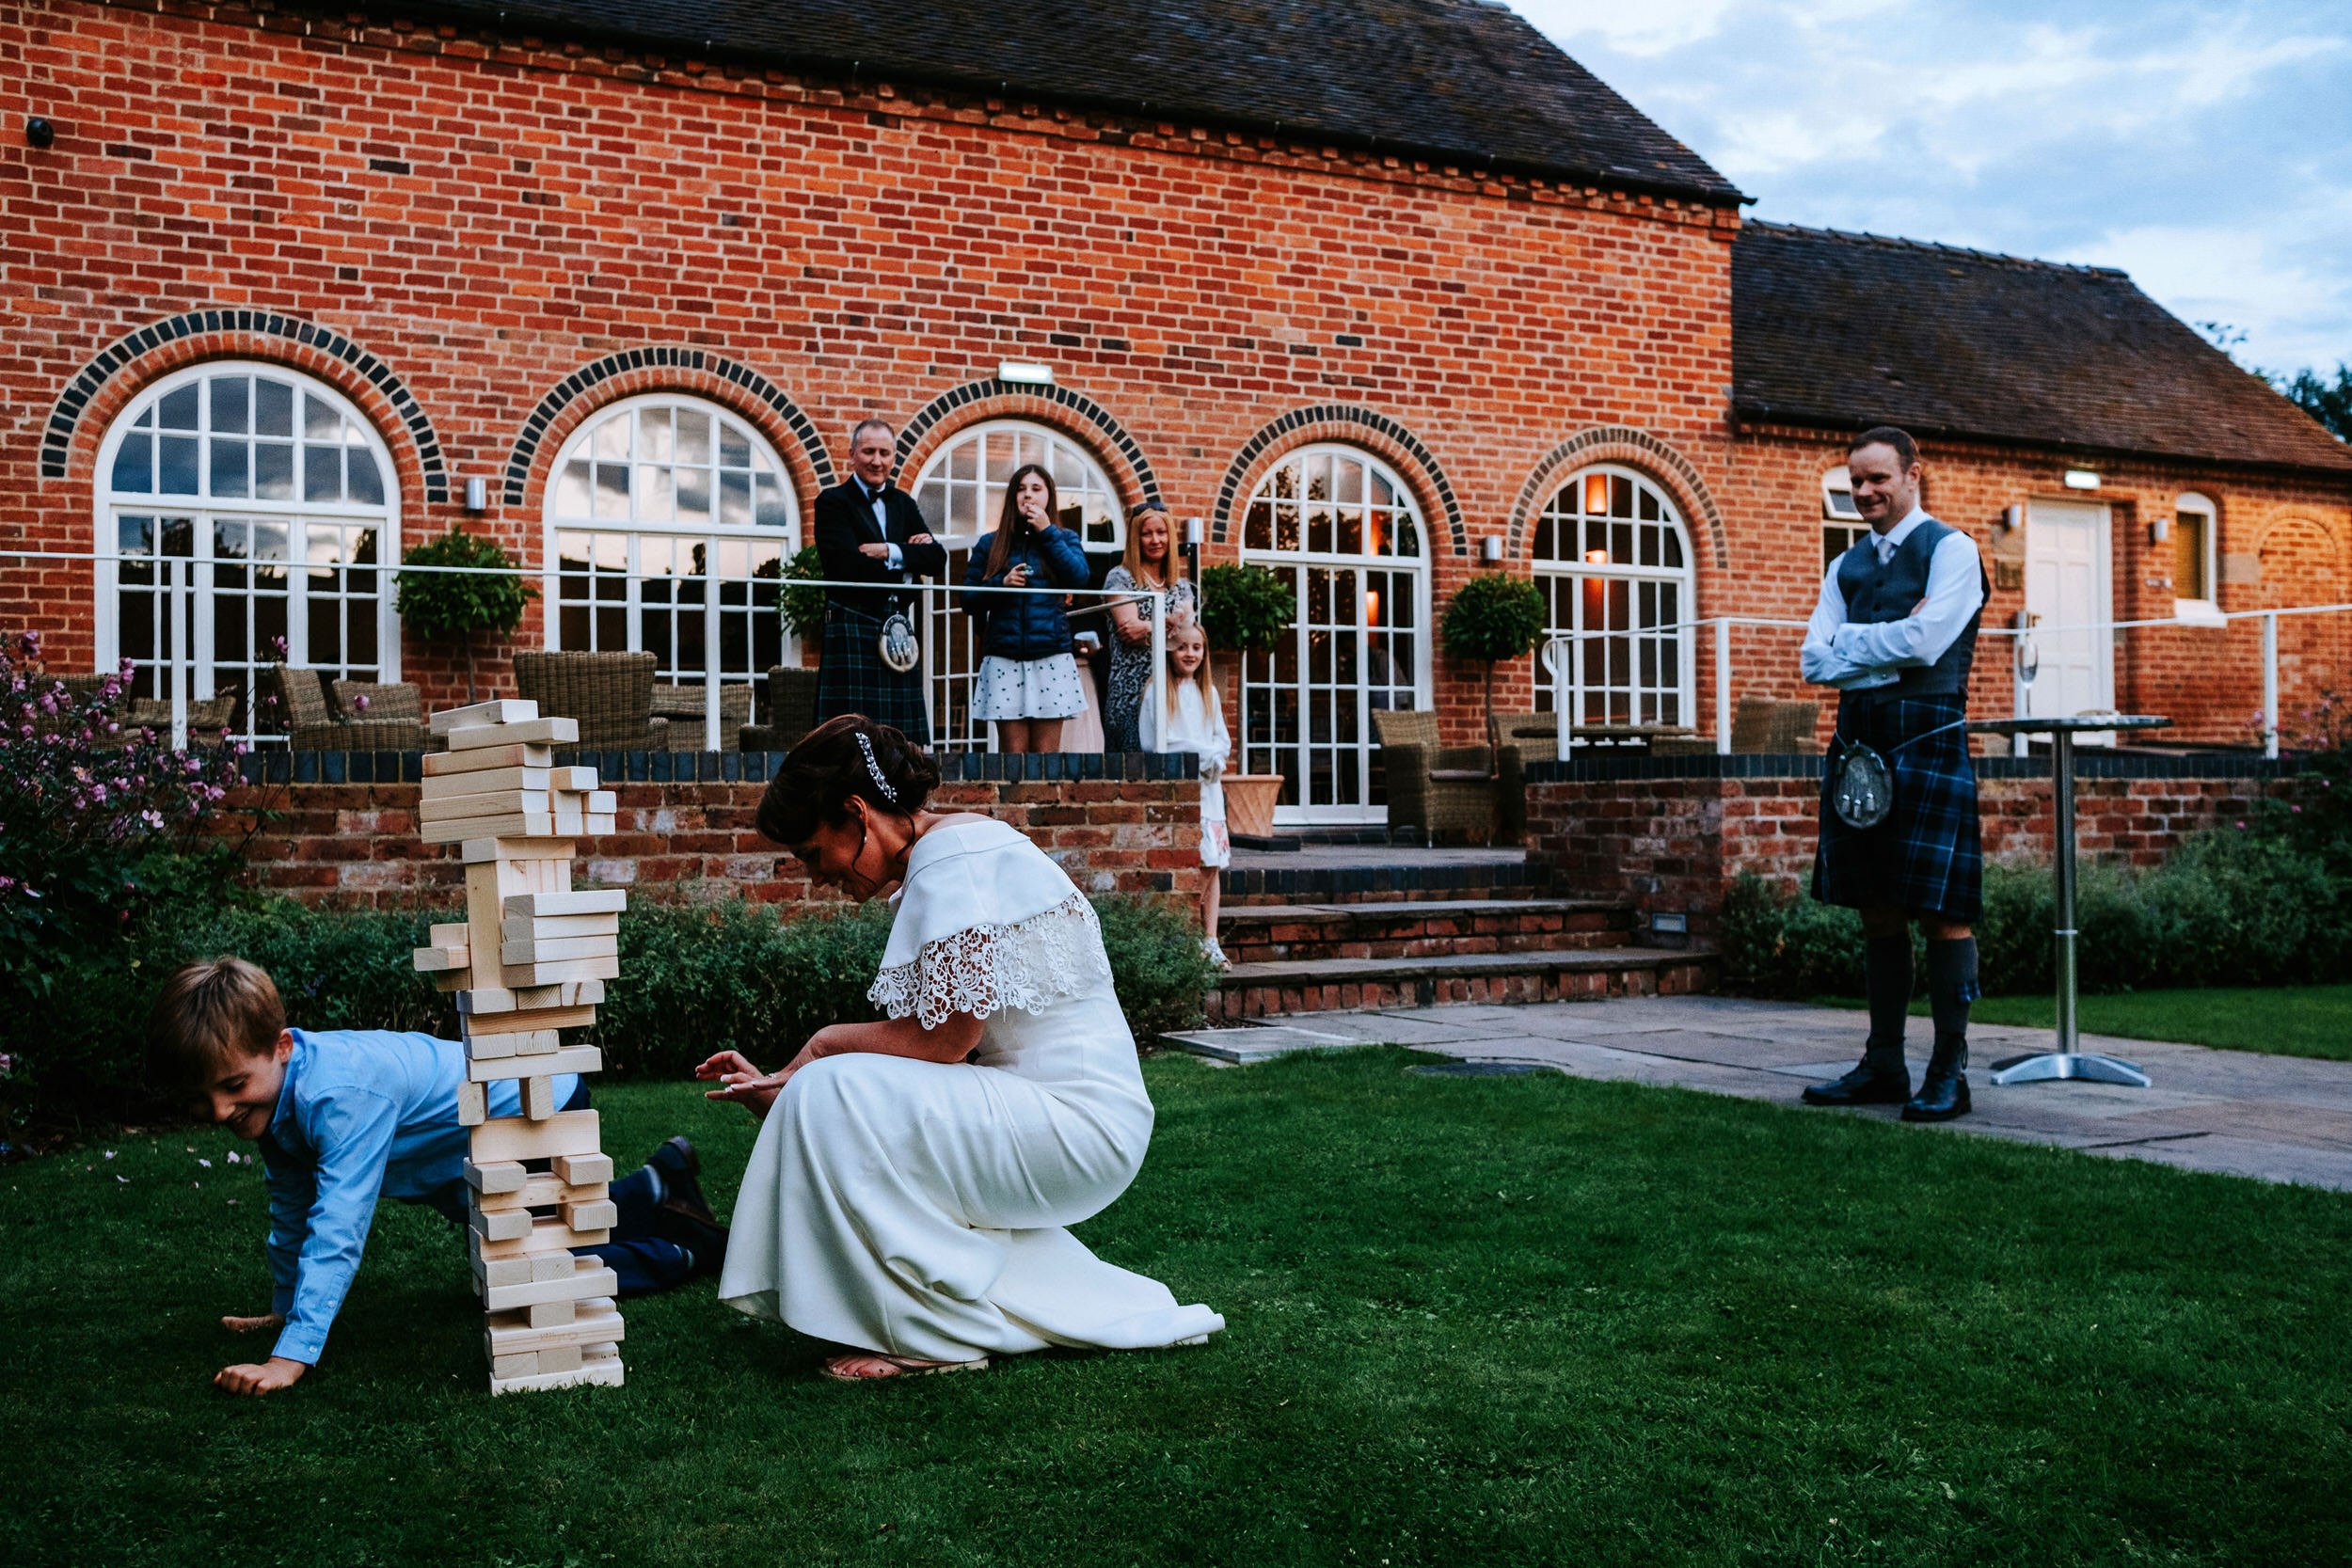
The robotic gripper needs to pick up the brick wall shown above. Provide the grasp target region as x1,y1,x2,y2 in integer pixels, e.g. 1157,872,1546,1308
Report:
210,754,1201,909
1524,756,2296,935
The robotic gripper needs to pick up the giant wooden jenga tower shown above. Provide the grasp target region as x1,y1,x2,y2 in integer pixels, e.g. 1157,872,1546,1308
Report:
409,698,628,1395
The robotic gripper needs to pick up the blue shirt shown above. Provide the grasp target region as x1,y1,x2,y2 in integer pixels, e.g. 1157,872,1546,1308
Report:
259,1028,580,1365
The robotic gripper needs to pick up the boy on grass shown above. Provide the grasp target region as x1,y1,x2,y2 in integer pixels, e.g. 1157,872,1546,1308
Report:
149,956,728,1396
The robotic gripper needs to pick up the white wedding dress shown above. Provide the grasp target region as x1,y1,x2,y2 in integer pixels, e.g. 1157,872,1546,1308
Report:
719,817,1224,1361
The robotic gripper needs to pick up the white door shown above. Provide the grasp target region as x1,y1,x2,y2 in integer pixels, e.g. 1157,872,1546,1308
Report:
2023,499,2113,736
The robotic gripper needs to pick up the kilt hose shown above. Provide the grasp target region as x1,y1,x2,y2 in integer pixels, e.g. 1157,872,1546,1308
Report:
1812,691,1982,921
816,602,932,747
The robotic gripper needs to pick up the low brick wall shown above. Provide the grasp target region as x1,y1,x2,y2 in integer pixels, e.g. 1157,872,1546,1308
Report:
1526,752,2296,936
213,752,1201,909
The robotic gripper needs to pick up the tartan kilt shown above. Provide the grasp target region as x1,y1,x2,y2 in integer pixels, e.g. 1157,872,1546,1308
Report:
816,601,931,747
1811,692,1982,920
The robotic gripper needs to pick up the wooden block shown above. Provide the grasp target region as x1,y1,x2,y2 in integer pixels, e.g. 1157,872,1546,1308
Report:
552,766,599,791
464,1159,527,1196
484,1261,616,1312
476,1256,534,1290
579,790,616,814
460,836,579,864
477,1217,603,1263
463,1029,519,1062
504,889,627,919
468,1044,600,1083
536,1342,584,1376
421,787,554,823
485,1299,623,1356
488,1347,623,1396
583,815,615,834
475,1173,608,1213
425,812,554,846
527,1300,578,1329
428,698,540,735
412,942,469,974
516,1031,563,1056
446,716,578,751
523,1074,559,1120
563,1196,618,1231
421,765,549,798
501,911,620,942
501,932,619,965
469,1205,532,1243
492,1351,539,1380
500,954,620,987
552,1151,613,1186
431,969,473,992
424,741,554,776
469,1108,598,1164
455,1080,486,1127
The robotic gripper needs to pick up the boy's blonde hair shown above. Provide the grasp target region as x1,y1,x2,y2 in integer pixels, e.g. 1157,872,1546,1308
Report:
148,957,285,1092
1163,620,1216,721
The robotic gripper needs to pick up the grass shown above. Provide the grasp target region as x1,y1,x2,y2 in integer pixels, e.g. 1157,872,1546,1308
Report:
1816,985,2352,1062
7,1052,2351,1566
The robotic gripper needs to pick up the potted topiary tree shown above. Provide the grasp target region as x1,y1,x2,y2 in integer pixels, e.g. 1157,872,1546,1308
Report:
394,526,534,703
773,544,829,650
1440,571,1548,722
1196,562,1295,843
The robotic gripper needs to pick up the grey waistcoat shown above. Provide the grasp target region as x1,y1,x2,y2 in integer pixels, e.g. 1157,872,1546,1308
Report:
1832,517,1986,714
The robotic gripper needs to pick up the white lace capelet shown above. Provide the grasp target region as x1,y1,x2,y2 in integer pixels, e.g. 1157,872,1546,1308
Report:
868,818,1112,1029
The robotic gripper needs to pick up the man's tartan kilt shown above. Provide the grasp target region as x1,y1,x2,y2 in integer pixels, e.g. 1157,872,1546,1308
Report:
816,601,932,748
1811,691,1982,920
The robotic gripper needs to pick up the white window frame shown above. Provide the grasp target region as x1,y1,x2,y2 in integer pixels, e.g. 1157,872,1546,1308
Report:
2172,491,2222,624
1237,442,1433,824
909,420,1126,752
1821,463,1869,571
92,360,402,743
1531,464,1697,736
541,393,803,695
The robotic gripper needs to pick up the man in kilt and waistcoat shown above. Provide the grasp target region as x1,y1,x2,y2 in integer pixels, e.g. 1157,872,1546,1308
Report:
813,418,949,743
1799,427,1989,1122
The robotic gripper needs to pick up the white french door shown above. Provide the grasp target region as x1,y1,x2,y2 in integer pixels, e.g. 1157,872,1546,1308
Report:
2023,498,2113,738
1240,561,1426,822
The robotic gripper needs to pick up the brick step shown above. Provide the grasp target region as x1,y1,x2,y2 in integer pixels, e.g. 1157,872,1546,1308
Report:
1204,945,1718,1024
1222,859,1555,907
1218,897,1634,964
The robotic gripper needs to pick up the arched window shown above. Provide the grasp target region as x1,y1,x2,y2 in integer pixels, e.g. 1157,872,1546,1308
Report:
1821,464,1869,570
1238,445,1428,820
2173,491,2218,613
1531,466,1695,733
910,420,1125,752
95,363,399,742
545,396,800,694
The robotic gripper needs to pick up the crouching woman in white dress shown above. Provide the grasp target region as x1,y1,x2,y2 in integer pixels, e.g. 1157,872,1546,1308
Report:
697,715,1224,1381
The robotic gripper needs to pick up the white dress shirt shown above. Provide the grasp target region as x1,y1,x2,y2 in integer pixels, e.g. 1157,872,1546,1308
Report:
859,482,905,572
1800,505,1985,691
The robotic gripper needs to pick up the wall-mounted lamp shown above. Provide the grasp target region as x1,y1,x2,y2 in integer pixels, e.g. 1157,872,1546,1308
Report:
997,360,1056,387
1480,534,1504,562
464,477,488,513
2062,468,2101,491
1184,516,1204,547
2149,515,2170,545
25,117,55,149
1994,503,2023,538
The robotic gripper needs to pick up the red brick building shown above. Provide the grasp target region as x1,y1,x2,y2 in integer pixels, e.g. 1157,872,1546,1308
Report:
6,0,2346,826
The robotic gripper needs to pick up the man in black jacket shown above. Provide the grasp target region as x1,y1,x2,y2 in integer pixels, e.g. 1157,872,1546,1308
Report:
813,418,948,743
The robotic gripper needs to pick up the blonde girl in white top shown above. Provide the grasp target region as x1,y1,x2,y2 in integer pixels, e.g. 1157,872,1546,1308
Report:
1139,618,1232,968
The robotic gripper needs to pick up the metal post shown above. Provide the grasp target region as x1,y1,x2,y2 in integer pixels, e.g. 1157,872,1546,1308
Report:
2261,610,2280,760
1147,587,1166,753
2052,728,2078,1058
1553,635,1573,762
168,555,189,751
703,561,723,753
1713,619,1731,754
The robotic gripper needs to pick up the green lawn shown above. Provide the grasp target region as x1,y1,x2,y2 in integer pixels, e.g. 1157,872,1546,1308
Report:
1818,985,2352,1061
7,1053,2350,1566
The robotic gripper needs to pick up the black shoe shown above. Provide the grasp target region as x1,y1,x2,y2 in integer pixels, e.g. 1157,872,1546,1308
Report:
655,1201,729,1277
1801,1059,1912,1107
649,1135,717,1226
1901,1063,1972,1121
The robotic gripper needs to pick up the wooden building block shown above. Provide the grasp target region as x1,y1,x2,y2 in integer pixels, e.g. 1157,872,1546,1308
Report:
461,837,580,865
421,764,548,797
563,1196,618,1231
501,911,620,942
468,1108,599,1164
463,1029,519,1062
445,716,578,751
467,1044,600,1083
455,1080,486,1127
428,698,539,735
476,1257,534,1290
500,954,620,988
503,889,628,919
527,1300,577,1329
412,942,469,974
424,812,555,846
523,1074,560,1120
430,968,473,992
501,932,619,965
488,1347,623,1396
531,1250,577,1282
420,790,553,826
469,1205,533,1243
423,741,554,777
474,1173,608,1213
483,1261,616,1313
491,1351,539,1380
485,1299,623,1357
552,1151,613,1186
465,1160,527,1196
535,1343,584,1376
552,766,600,791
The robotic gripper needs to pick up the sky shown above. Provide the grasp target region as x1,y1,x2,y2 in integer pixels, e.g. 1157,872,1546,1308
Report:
1512,0,2352,377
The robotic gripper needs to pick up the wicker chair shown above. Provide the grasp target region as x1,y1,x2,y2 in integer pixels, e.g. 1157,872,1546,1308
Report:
740,664,821,753
651,681,755,752
1648,696,1824,756
54,671,236,747
1488,710,1558,843
326,674,431,750
265,664,427,751
1372,707,1495,846
512,650,667,751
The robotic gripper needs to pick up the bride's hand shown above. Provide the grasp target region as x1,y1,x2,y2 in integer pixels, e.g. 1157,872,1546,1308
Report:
696,1051,780,1118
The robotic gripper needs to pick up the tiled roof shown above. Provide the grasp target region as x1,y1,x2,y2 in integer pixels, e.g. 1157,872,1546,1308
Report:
384,0,1740,202
1733,222,2352,474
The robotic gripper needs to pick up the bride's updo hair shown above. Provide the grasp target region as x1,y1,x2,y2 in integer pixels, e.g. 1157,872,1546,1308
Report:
756,714,941,847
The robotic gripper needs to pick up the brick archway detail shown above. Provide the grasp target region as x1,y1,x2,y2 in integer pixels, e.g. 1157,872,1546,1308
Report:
891,380,1159,508
503,348,834,507
40,309,448,503
1211,405,1467,555
1507,426,1729,569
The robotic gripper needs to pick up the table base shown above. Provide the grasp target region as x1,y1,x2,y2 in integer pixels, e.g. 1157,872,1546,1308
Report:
1988,1052,2152,1088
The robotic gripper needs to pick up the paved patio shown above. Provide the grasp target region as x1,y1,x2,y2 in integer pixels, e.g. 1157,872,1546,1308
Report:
1164,995,2352,1192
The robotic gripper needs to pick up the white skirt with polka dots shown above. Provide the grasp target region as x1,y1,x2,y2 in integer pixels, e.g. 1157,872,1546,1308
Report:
973,653,1087,721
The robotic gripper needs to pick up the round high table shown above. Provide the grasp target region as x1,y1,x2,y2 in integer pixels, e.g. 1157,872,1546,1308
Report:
1965,714,2171,1087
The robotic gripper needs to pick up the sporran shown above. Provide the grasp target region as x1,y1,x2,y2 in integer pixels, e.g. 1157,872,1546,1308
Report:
1829,739,1895,831
877,610,920,674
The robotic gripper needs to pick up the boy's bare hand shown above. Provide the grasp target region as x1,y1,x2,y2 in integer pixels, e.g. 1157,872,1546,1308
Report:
215,1356,308,1396
221,1312,284,1334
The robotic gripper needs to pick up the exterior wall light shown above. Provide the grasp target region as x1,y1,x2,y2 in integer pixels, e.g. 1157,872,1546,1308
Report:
1480,534,1504,562
997,360,1056,387
464,477,488,513
2062,468,2101,491
25,117,56,149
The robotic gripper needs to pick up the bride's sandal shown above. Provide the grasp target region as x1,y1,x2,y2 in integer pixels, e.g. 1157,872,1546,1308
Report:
820,1353,990,1383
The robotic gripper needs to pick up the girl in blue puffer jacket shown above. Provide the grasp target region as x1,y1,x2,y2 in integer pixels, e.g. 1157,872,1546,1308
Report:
964,463,1093,752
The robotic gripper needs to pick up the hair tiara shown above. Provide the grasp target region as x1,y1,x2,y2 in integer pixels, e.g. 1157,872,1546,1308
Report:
854,731,899,804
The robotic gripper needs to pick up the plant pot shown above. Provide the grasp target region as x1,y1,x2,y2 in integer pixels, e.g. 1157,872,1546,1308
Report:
1220,772,1282,841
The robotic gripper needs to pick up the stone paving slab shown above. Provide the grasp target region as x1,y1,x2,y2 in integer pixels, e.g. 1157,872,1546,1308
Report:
1163,994,2352,1192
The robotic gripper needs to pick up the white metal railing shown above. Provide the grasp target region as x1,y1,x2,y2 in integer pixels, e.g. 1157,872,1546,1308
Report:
1545,600,2352,762
0,547,1161,753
